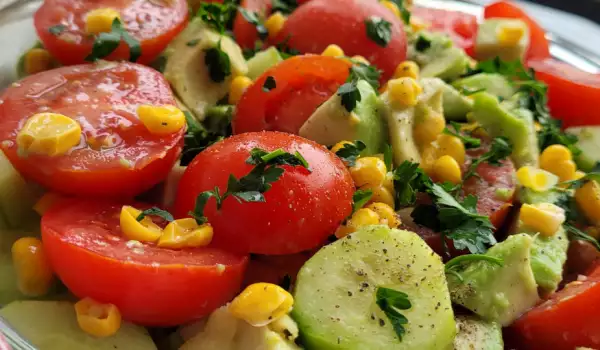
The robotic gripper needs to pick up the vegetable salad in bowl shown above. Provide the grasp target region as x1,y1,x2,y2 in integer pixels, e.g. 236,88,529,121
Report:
1,0,600,349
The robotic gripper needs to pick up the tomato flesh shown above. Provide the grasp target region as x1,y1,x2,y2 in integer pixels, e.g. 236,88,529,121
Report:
0,63,183,198
34,0,188,65
411,6,478,50
42,199,248,326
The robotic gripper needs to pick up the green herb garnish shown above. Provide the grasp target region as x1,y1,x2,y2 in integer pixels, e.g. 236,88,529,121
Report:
136,207,174,222
445,254,503,282
376,287,411,341
197,1,238,34
334,140,366,167
463,137,512,182
336,62,381,112
186,39,200,47
443,121,481,149
390,0,411,24
564,223,600,251
383,144,393,171
85,18,141,62
48,24,66,36
271,0,298,14
238,9,269,40
392,160,432,207
204,42,232,83
263,76,276,92
414,34,431,52
181,109,231,166
365,16,392,47
352,189,373,214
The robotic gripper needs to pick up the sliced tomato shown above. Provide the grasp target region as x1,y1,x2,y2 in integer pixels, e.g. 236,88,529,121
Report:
0,63,183,198
509,265,600,350
34,0,188,65
233,0,271,50
484,1,550,60
528,58,600,128
243,251,314,287
411,6,478,50
42,199,248,326
272,0,407,80
232,55,351,135
173,131,354,255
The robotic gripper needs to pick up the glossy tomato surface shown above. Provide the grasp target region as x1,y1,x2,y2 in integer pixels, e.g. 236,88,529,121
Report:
411,6,478,50
233,55,351,135
233,0,271,50
42,199,248,326
0,62,183,198
273,0,407,80
34,0,188,65
173,132,355,255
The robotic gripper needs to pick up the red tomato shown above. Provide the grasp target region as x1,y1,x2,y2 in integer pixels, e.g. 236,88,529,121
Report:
173,131,355,255
34,0,188,65
509,266,600,350
273,0,407,80
0,63,183,198
233,55,351,135
42,199,248,326
411,6,478,50
529,58,600,128
233,0,271,50
243,251,313,287
484,1,550,60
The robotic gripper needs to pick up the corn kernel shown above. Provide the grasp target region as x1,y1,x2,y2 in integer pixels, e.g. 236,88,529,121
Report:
157,218,213,249
432,155,461,184
119,206,162,243
33,192,64,216
545,159,577,182
540,144,572,170
387,77,422,108
17,113,81,157
321,44,345,57
497,24,526,46
437,134,466,165
519,203,566,237
410,17,429,32
229,283,293,327
331,140,353,154
229,76,253,105
516,166,559,192
574,171,586,181
265,12,286,39
413,108,445,146
381,0,401,18
420,143,438,175
137,105,185,135
85,8,121,35
11,237,54,297
575,181,600,226
352,55,369,65
361,184,395,208
75,297,121,337
534,122,542,132
24,48,54,75
393,61,420,80
349,157,387,187
366,202,401,229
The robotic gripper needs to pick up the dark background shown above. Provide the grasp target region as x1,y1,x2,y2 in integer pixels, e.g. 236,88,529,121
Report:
530,0,599,23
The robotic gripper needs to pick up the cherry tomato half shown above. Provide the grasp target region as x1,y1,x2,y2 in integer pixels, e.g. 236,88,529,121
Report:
173,131,355,255
42,199,248,326
34,0,188,65
411,6,478,51
0,62,184,198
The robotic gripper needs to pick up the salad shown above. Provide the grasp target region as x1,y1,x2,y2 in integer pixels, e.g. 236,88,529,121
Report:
1,0,600,349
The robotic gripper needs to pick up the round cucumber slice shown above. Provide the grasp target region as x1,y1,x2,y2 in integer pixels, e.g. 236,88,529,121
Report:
292,225,456,350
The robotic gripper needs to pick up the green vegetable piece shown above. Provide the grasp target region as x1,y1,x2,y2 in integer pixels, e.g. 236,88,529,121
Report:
475,19,529,62
441,83,473,121
452,73,515,100
246,47,283,80
365,16,392,47
566,126,600,172
352,189,373,214
420,47,469,81
453,315,503,350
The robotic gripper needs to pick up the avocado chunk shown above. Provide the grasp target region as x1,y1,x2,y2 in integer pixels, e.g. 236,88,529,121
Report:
380,78,445,166
518,188,562,206
448,234,540,326
566,126,600,171
247,47,283,80
442,83,473,121
421,47,469,81
299,80,386,155
475,19,530,62
453,315,503,350
452,73,515,100
180,306,300,350
293,225,456,350
0,300,156,350
164,18,248,120
469,92,539,167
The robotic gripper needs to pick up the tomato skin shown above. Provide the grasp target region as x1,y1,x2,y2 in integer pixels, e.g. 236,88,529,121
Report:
42,199,248,326
411,7,478,50
528,58,600,128
34,0,188,65
232,55,351,135
273,0,407,80
233,0,271,50
173,131,355,255
484,1,550,60
0,63,183,198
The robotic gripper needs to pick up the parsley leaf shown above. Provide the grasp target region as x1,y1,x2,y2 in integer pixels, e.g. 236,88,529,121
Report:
136,207,174,222
443,121,481,149
338,82,361,112
561,172,600,189
205,42,232,83
181,108,232,166
376,287,411,341
445,254,503,282
48,24,66,36
392,161,432,207
389,0,411,24
263,76,276,92
334,140,366,167
383,144,393,171
238,9,268,40
463,137,512,182
336,62,381,112
365,17,392,47
352,189,373,214
197,2,238,34
565,223,600,251
414,34,431,52
271,0,298,14
85,18,141,62
348,61,381,90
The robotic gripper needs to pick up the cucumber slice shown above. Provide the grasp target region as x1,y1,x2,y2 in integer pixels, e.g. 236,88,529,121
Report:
292,225,456,350
0,151,39,229
247,47,283,80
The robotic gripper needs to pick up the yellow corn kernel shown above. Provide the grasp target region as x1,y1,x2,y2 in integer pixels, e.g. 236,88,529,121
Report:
75,297,121,338
432,155,461,184
11,237,54,297
157,218,213,249
410,17,429,32
516,166,559,192
331,140,353,154
545,159,577,182
228,76,253,105
393,61,420,80
497,24,526,47
265,12,286,39
137,105,186,135
17,113,81,157
575,181,600,225
534,122,542,132
420,143,438,175
413,109,446,146
540,144,572,170
519,203,566,237
24,48,54,75
229,283,293,327
352,55,370,65
85,8,121,35
349,157,387,187
361,184,395,208
437,134,466,165
381,0,401,18
119,206,162,243
574,171,586,181
366,202,401,229
33,192,64,216
321,44,345,57
383,172,394,193
387,77,422,108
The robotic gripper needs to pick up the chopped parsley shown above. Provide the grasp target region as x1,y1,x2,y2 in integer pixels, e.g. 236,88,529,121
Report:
392,160,431,207
389,0,411,24
196,1,238,34
414,34,432,52
48,24,66,36
204,42,232,83
263,76,277,92
383,144,393,171
445,254,503,282
85,18,141,62
181,108,232,166
238,9,268,40
365,17,392,48
186,39,200,47
333,140,366,167
463,137,512,183
271,0,298,14
352,189,373,214
136,207,174,222
336,62,381,112
564,223,600,251
375,287,411,341
443,121,481,149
